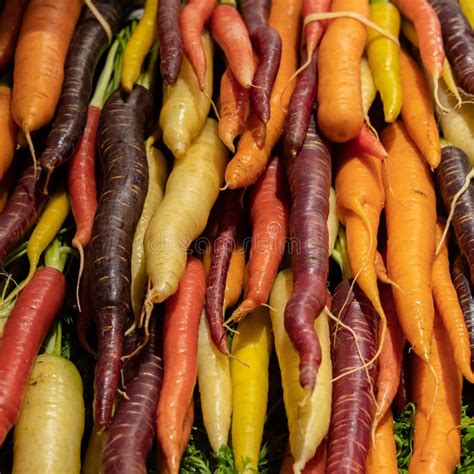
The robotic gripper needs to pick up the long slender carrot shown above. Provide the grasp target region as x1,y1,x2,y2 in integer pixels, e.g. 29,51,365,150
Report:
179,0,216,90
317,0,369,143
218,67,250,153
230,155,289,323
0,83,17,182
0,0,29,71
392,0,445,104
224,0,302,189
399,48,440,169
432,218,474,382
156,257,206,474
381,122,437,366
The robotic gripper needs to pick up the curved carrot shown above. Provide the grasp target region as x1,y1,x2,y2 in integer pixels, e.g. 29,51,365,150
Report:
0,0,29,71
225,0,302,189
210,5,255,88
381,122,436,365
156,257,206,474
317,0,369,143
230,156,289,323
432,219,474,382
179,0,216,90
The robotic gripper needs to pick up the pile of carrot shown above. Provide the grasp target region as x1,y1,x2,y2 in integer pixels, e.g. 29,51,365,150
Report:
0,0,472,473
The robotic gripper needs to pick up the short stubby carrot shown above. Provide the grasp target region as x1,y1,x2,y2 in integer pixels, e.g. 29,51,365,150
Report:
381,122,437,365
224,0,302,189
317,0,369,143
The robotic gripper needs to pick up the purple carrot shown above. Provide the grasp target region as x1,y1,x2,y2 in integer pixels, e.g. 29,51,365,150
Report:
284,115,331,392
436,145,474,284
157,0,183,85
39,0,126,180
102,318,163,474
327,280,378,474
0,162,47,263
241,0,282,127
206,189,243,354
428,0,474,95
452,254,474,369
90,85,152,430
283,49,318,160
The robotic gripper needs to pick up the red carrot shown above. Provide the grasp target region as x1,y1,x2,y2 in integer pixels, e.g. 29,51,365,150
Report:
156,257,206,474
210,5,255,88
303,0,331,59
179,0,216,90
345,123,388,160
206,190,242,354
0,245,66,444
285,116,331,393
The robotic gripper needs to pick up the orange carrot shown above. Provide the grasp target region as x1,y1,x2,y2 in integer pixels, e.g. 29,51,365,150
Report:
372,285,405,432
432,218,474,382
218,67,249,153
210,5,255,88
393,0,445,100
335,142,386,326
317,0,369,143
230,155,289,323
224,0,302,189
399,48,440,169
179,0,216,90
12,0,83,136
156,257,206,474
0,0,30,71
0,84,17,181
409,312,462,473
381,121,436,366
366,409,398,473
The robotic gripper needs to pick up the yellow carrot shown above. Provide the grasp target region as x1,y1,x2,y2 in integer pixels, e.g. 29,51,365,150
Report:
230,307,273,473
145,119,227,304
269,269,332,474
159,32,213,158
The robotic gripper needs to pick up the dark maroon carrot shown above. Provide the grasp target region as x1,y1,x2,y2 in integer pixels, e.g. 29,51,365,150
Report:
452,254,474,369
206,189,243,354
428,0,474,95
102,317,163,474
436,145,474,284
90,85,152,430
284,116,331,393
158,0,183,85
283,49,317,161
0,162,47,263
0,243,67,444
241,0,282,126
39,1,126,183
327,279,378,474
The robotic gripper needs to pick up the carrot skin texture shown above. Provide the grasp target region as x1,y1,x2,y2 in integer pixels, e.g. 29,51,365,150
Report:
240,0,270,33
0,163,47,263
39,1,125,175
452,255,474,370
283,50,318,161
231,155,289,321
0,0,29,71
91,85,152,430
317,0,369,143
381,122,436,363
157,257,206,474
327,280,378,474
427,0,474,95
158,0,183,85
12,0,84,133
210,6,255,88
436,146,474,284
366,410,398,473
206,190,242,354
303,0,331,58
0,267,66,445
103,318,163,474
68,105,100,250
0,85,18,182
285,117,331,392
